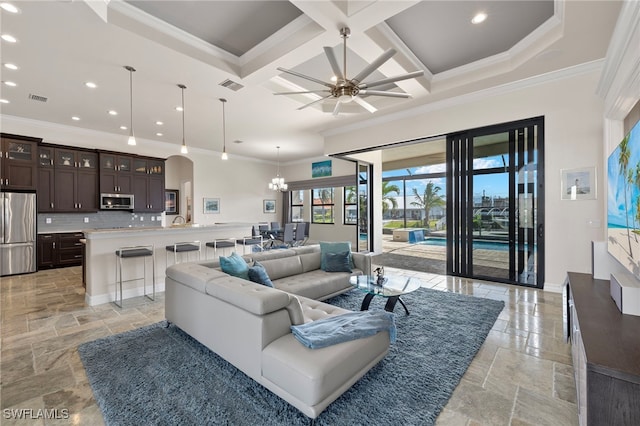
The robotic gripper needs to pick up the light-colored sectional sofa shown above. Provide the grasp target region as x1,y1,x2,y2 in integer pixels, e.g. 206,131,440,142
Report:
165,245,390,419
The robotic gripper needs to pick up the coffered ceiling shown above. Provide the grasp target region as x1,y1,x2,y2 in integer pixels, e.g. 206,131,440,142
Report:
0,1,623,163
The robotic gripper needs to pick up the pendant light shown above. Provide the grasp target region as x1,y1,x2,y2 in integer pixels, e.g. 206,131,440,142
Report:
220,98,228,160
124,66,136,146
269,146,288,192
178,84,188,154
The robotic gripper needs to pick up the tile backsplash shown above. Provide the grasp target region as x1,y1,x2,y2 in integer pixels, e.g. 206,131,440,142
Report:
37,211,165,233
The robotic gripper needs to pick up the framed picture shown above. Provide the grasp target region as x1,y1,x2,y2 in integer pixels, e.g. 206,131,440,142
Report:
561,166,596,200
203,197,220,214
312,160,332,178
263,199,276,214
165,189,179,215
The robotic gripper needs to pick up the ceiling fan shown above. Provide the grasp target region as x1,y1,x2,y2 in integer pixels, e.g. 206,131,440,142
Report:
275,27,424,115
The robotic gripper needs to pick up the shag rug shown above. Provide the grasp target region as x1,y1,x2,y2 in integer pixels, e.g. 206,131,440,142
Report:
79,288,504,425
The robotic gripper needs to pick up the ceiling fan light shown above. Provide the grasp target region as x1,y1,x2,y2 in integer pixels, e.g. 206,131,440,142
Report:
338,94,354,104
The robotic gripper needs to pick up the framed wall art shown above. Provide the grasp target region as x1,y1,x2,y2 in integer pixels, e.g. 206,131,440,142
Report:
165,189,179,215
203,197,220,214
561,166,596,200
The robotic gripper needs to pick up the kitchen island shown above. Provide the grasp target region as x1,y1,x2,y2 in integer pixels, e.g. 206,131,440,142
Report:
83,223,255,305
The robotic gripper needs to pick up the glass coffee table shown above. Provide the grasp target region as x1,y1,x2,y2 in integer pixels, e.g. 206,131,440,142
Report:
349,275,421,315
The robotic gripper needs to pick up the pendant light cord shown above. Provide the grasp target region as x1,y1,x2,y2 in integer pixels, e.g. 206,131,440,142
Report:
181,87,185,144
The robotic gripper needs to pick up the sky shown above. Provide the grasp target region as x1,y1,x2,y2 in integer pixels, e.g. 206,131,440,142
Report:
607,120,640,228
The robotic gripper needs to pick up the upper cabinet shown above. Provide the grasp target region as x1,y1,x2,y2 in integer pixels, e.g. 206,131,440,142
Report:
99,153,133,194
133,157,165,212
0,135,39,191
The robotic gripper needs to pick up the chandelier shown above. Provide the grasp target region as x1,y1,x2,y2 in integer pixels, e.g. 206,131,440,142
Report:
268,146,288,192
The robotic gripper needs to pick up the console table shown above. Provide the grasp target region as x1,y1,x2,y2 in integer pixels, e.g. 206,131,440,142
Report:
565,272,640,425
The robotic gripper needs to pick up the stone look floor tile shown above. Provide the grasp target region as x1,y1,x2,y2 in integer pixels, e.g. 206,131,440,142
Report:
1,265,578,424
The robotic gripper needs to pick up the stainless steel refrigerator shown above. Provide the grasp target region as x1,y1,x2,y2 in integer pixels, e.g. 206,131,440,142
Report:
1,192,36,276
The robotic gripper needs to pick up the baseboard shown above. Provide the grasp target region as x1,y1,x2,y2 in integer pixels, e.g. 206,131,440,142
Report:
543,282,564,293
85,282,165,306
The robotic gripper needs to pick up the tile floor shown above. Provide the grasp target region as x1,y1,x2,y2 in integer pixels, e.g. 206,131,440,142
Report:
0,266,576,425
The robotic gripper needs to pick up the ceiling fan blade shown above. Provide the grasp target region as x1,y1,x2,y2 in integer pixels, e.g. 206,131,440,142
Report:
332,101,342,116
323,47,344,82
274,90,331,95
358,90,412,99
358,70,424,89
277,67,333,88
350,48,396,85
297,94,333,110
353,96,377,114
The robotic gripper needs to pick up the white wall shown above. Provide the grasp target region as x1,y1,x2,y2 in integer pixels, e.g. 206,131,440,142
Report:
165,155,193,222
325,67,607,288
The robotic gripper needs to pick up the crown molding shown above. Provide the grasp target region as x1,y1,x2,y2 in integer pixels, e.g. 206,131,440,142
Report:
322,59,604,137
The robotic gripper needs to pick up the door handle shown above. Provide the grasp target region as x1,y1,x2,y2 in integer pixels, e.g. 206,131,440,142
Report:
537,223,543,238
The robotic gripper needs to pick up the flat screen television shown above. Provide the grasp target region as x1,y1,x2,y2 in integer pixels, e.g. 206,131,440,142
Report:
608,119,640,277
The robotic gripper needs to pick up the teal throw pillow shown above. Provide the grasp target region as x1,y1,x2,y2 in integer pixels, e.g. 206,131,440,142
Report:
320,241,354,271
248,261,274,287
323,251,352,273
219,252,249,280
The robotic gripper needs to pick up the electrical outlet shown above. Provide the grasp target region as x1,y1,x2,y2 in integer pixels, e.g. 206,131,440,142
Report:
140,217,144,221
84,217,89,223
46,218,52,224
157,216,162,221
151,216,155,221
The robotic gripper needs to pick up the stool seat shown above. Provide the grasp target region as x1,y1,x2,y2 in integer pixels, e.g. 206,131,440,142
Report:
236,237,262,245
116,248,153,258
206,241,235,249
166,243,200,252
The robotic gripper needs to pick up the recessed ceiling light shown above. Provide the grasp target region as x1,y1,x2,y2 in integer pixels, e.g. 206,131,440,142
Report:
155,121,163,125
108,110,118,116
0,99,9,104
120,125,127,130
3,63,17,70
1,34,17,43
3,81,16,87
85,82,97,89
175,106,183,112
471,12,487,24
0,3,20,13
156,132,163,136
71,116,80,121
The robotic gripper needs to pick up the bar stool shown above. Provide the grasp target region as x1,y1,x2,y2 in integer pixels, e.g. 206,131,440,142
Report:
114,245,155,308
165,241,201,266
205,238,236,259
236,235,263,254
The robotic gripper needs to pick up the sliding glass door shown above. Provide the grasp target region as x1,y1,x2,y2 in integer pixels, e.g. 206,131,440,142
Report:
447,117,544,287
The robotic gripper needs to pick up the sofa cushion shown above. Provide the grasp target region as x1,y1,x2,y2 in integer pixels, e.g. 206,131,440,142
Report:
320,241,354,270
165,263,228,293
219,252,249,280
248,261,274,287
299,252,321,272
323,251,352,273
273,270,355,300
250,249,296,263
205,276,292,315
258,256,304,281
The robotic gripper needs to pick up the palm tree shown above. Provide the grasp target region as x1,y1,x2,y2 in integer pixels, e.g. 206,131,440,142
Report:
410,181,445,228
382,181,400,217
618,135,632,255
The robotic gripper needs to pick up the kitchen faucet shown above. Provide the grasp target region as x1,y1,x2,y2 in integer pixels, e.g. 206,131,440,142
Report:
172,215,186,225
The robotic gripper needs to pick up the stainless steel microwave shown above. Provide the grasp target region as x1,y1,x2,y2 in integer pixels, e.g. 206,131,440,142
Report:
100,193,134,210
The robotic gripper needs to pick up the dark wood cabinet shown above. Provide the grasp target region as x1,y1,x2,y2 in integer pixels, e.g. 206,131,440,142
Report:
133,158,165,212
38,232,84,269
99,153,133,194
565,272,640,425
37,146,98,212
1,134,39,190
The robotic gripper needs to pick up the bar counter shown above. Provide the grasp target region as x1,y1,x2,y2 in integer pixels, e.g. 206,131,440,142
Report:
83,223,254,305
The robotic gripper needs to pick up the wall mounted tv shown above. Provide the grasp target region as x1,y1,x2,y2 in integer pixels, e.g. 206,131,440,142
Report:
608,119,640,277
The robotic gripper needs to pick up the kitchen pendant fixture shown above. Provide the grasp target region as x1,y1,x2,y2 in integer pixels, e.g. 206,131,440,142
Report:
269,146,287,192
124,65,136,146
178,84,188,154
220,98,228,160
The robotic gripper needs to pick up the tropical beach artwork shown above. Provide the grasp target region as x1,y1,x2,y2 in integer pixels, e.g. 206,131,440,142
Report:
608,119,640,276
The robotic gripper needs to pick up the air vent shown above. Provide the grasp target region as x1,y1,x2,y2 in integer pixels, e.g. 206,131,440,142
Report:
219,79,244,92
28,93,48,102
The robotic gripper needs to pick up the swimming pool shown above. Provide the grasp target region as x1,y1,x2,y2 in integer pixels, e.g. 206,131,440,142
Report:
417,237,512,251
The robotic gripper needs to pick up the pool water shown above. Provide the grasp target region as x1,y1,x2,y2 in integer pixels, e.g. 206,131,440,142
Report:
417,237,519,252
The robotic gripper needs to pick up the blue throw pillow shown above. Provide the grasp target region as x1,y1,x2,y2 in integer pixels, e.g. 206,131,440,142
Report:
248,261,274,287
320,241,354,271
219,252,249,280
323,251,352,273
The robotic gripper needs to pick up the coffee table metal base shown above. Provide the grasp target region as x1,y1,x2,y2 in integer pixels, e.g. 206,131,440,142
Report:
360,293,411,315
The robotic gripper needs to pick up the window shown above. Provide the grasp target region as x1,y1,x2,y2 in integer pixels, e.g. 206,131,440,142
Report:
290,190,304,222
312,188,334,224
344,186,357,225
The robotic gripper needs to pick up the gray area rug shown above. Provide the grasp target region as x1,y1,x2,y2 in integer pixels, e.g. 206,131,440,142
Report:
79,288,504,425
